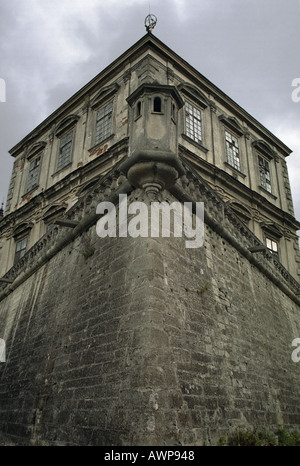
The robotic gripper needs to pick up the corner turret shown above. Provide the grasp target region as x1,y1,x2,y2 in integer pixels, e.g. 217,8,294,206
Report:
122,83,185,196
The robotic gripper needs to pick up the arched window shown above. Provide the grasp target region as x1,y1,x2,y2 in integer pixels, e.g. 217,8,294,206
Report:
153,97,162,113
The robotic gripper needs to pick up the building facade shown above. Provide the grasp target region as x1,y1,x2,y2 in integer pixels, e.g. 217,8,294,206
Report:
0,33,299,281
0,32,300,446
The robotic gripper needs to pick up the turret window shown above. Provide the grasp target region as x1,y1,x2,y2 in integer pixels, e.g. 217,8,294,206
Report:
171,103,176,122
153,97,162,113
136,101,142,118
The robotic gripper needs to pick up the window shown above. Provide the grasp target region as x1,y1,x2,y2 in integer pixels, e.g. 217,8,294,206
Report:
153,97,162,113
14,237,28,264
26,156,41,192
258,155,271,193
171,103,176,121
42,204,67,233
225,131,240,171
95,101,113,145
266,237,278,254
261,222,281,257
136,101,142,118
57,131,73,171
229,201,252,225
185,101,202,143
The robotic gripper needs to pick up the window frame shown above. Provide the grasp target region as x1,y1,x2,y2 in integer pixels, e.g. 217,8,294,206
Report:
94,100,114,146
258,154,272,194
42,204,67,233
24,142,47,195
12,222,33,265
26,154,41,193
224,129,241,172
184,100,202,144
136,100,142,119
252,141,276,196
56,129,74,172
153,96,162,114
265,237,278,254
14,236,28,264
90,83,119,150
53,115,79,175
261,221,282,259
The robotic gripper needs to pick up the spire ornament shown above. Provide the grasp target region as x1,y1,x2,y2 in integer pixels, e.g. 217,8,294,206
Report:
145,14,157,33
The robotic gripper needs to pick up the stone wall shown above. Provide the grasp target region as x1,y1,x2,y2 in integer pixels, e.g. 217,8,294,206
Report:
0,186,300,446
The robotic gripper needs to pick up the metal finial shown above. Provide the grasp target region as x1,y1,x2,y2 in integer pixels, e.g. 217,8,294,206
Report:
145,14,157,33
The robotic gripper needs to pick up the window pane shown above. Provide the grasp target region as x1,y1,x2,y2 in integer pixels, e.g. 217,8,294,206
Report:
266,237,278,253
95,101,113,145
272,240,278,252
225,131,240,171
259,156,271,193
26,156,41,192
153,97,161,112
185,101,202,143
57,131,73,171
136,101,142,117
14,237,28,264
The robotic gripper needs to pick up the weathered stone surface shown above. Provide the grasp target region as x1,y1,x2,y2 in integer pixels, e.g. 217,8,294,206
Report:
0,33,299,447
0,185,299,446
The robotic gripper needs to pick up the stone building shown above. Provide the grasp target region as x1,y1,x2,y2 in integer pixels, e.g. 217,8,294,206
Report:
0,29,300,446
1,31,299,281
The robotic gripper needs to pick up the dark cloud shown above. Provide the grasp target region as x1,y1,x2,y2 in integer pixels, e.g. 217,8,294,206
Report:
0,0,299,224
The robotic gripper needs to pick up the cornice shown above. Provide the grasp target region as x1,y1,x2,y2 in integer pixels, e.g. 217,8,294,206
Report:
0,164,133,301
178,146,300,232
1,156,299,303
170,160,300,300
1,138,129,234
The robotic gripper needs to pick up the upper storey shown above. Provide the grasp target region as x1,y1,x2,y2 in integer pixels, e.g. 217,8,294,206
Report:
5,33,295,218
1,33,299,280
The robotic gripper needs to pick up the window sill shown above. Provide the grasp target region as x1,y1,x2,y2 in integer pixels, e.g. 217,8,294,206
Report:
224,162,246,179
51,162,72,177
88,134,114,154
259,185,277,200
181,134,208,154
22,185,39,198
266,249,279,259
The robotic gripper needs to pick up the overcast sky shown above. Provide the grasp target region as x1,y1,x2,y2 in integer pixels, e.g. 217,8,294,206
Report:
0,0,299,226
